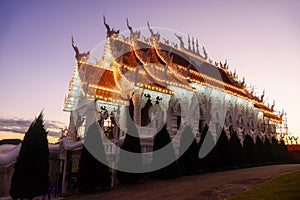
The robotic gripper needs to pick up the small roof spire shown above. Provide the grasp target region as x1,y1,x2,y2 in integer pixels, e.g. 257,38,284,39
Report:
126,18,140,40
147,21,160,41
196,39,199,54
126,18,133,32
102,15,119,37
188,35,191,50
192,37,195,52
71,36,80,59
203,46,208,59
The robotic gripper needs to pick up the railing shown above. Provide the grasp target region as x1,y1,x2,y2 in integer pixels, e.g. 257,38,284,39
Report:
103,142,119,155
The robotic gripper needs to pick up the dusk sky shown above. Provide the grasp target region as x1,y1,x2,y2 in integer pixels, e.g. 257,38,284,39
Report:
0,0,299,140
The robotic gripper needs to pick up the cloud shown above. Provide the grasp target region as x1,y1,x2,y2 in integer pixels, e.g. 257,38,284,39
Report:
0,117,66,137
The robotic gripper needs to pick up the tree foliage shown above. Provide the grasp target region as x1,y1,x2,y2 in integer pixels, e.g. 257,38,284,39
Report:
77,121,111,192
10,112,49,200
116,109,143,184
229,129,244,168
152,125,178,179
243,134,258,167
198,125,219,172
216,129,231,170
178,125,198,175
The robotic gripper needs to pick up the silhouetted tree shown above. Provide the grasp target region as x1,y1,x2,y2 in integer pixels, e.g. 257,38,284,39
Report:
272,136,280,164
178,125,198,175
198,127,218,172
10,112,49,200
216,128,230,170
152,125,178,179
229,129,244,168
197,123,208,171
77,122,111,192
116,108,143,184
255,136,264,165
263,138,273,164
278,139,293,163
243,134,258,167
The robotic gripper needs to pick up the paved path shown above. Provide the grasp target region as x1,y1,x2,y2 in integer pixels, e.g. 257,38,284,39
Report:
71,164,300,200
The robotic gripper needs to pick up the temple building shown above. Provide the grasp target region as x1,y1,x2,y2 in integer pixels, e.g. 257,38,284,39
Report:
64,18,282,144
60,17,284,192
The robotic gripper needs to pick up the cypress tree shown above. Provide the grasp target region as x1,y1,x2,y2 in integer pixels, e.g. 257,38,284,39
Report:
264,138,273,165
197,124,208,171
216,128,230,170
10,112,49,200
243,134,258,167
116,109,143,184
271,136,280,164
205,133,219,171
278,140,292,163
255,136,264,165
178,125,198,175
198,127,218,172
77,121,111,192
229,130,244,168
152,125,178,179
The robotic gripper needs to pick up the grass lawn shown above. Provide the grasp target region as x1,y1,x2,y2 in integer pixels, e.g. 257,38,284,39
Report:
229,170,300,200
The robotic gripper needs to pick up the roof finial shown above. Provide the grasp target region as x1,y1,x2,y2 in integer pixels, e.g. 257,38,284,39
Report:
260,89,265,102
147,21,153,34
242,77,245,85
126,18,140,40
271,100,275,111
203,46,208,59
188,35,191,50
71,36,90,61
103,15,119,37
126,18,133,33
71,36,80,57
196,39,199,54
175,33,184,49
192,37,195,52
147,21,160,41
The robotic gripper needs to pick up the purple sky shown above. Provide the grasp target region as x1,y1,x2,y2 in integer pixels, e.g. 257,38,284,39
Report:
0,0,299,136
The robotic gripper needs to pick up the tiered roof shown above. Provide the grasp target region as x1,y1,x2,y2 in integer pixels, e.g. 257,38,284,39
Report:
64,19,282,123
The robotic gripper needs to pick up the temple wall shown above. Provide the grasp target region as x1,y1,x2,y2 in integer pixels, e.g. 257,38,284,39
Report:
0,162,14,199
0,144,60,199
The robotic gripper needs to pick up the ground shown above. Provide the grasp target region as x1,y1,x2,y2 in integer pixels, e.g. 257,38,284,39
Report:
69,164,300,200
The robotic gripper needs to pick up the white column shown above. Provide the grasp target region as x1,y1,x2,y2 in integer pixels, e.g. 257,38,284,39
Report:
132,89,142,126
67,111,77,141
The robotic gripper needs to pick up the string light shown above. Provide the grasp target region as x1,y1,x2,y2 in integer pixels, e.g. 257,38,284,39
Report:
64,36,282,124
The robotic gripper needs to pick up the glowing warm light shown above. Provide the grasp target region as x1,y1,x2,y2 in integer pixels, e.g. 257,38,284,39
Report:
63,33,282,125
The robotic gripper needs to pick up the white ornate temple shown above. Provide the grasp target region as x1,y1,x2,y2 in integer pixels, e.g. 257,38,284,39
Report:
58,18,284,192
64,18,282,145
